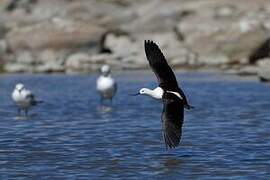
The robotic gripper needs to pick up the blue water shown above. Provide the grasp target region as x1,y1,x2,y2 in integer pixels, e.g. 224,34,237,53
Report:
0,72,269,179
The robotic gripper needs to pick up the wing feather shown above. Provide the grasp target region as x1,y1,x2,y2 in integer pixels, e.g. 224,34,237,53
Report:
24,90,40,106
144,40,179,92
162,93,184,149
144,40,191,109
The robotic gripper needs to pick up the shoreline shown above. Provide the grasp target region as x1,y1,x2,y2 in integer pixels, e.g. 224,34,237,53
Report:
0,68,261,82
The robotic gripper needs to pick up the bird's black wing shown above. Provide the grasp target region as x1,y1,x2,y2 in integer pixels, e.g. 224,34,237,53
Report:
144,40,180,92
144,40,192,109
162,92,184,149
26,93,43,105
25,93,37,106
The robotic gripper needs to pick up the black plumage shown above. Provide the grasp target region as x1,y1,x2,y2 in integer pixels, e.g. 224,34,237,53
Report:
144,40,191,109
144,40,189,149
26,94,43,106
162,92,184,148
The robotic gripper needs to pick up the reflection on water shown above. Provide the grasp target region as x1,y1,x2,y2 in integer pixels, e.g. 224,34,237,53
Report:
97,105,114,113
14,113,39,121
0,72,269,179
14,116,29,121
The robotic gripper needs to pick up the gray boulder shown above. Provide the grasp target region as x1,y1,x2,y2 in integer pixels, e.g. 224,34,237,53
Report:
4,63,33,73
65,53,95,74
34,62,64,73
122,0,185,34
176,1,269,66
237,65,259,76
6,18,106,51
257,58,270,82
103,32,194,69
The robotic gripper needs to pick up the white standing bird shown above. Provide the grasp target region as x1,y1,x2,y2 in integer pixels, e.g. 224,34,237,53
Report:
11,83,41,116
96,65,117,104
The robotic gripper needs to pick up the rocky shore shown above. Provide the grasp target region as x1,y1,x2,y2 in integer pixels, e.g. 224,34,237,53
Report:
0,0,269,81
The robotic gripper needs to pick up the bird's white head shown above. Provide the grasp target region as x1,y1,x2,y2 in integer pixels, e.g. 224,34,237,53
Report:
139,88,150,95
131,87,163,100
130,88,150,96
138,87,163,99
100,65,111,76
15,83,25,92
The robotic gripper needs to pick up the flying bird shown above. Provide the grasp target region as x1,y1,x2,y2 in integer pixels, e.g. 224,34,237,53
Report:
96,65,117,104
135,40,192,149
11,83,42,116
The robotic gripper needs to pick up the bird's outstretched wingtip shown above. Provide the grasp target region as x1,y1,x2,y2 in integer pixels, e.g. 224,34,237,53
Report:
144,40,161,54
144,39,151,44
144,40,155,47
163,133,180,149
144,40,148,48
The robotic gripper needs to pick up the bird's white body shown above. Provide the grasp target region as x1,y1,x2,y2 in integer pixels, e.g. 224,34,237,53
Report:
139,87,164,100
139,87,182,100
11,83,38,116
96,75,117,100
12,88,32,109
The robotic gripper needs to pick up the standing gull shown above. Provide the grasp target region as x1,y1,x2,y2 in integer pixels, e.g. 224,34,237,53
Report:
135,40,192,149
96,65,117,104
11,83,42,116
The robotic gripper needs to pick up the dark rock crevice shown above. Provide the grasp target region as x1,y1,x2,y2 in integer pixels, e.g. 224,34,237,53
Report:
249,38,270,64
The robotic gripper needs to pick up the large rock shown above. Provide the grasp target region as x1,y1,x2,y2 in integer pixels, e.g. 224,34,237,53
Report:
34,49,66,73
65,0,136,29
257,58,270,82
65,53,118,74
15,50,35,64
0,39,7,65
2,0,270,73
65,52,131,73
121,0,186,34
4,63,33,73
34,62,64,73
237,65,259,76
0,39,7,54
198,54,230,66
3,48,68,73
104,33,146,67
176,1,270,66
1,0,136,31
65,53,95,74
5,18,106,51
3,50,35,72
104,32,195,69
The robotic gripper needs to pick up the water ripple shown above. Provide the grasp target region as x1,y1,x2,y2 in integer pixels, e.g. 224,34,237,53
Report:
0,73,269,179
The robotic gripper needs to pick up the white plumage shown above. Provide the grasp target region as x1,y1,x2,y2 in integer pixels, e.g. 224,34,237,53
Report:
11,83,39,116
139,87,164,100
96,65,117,104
